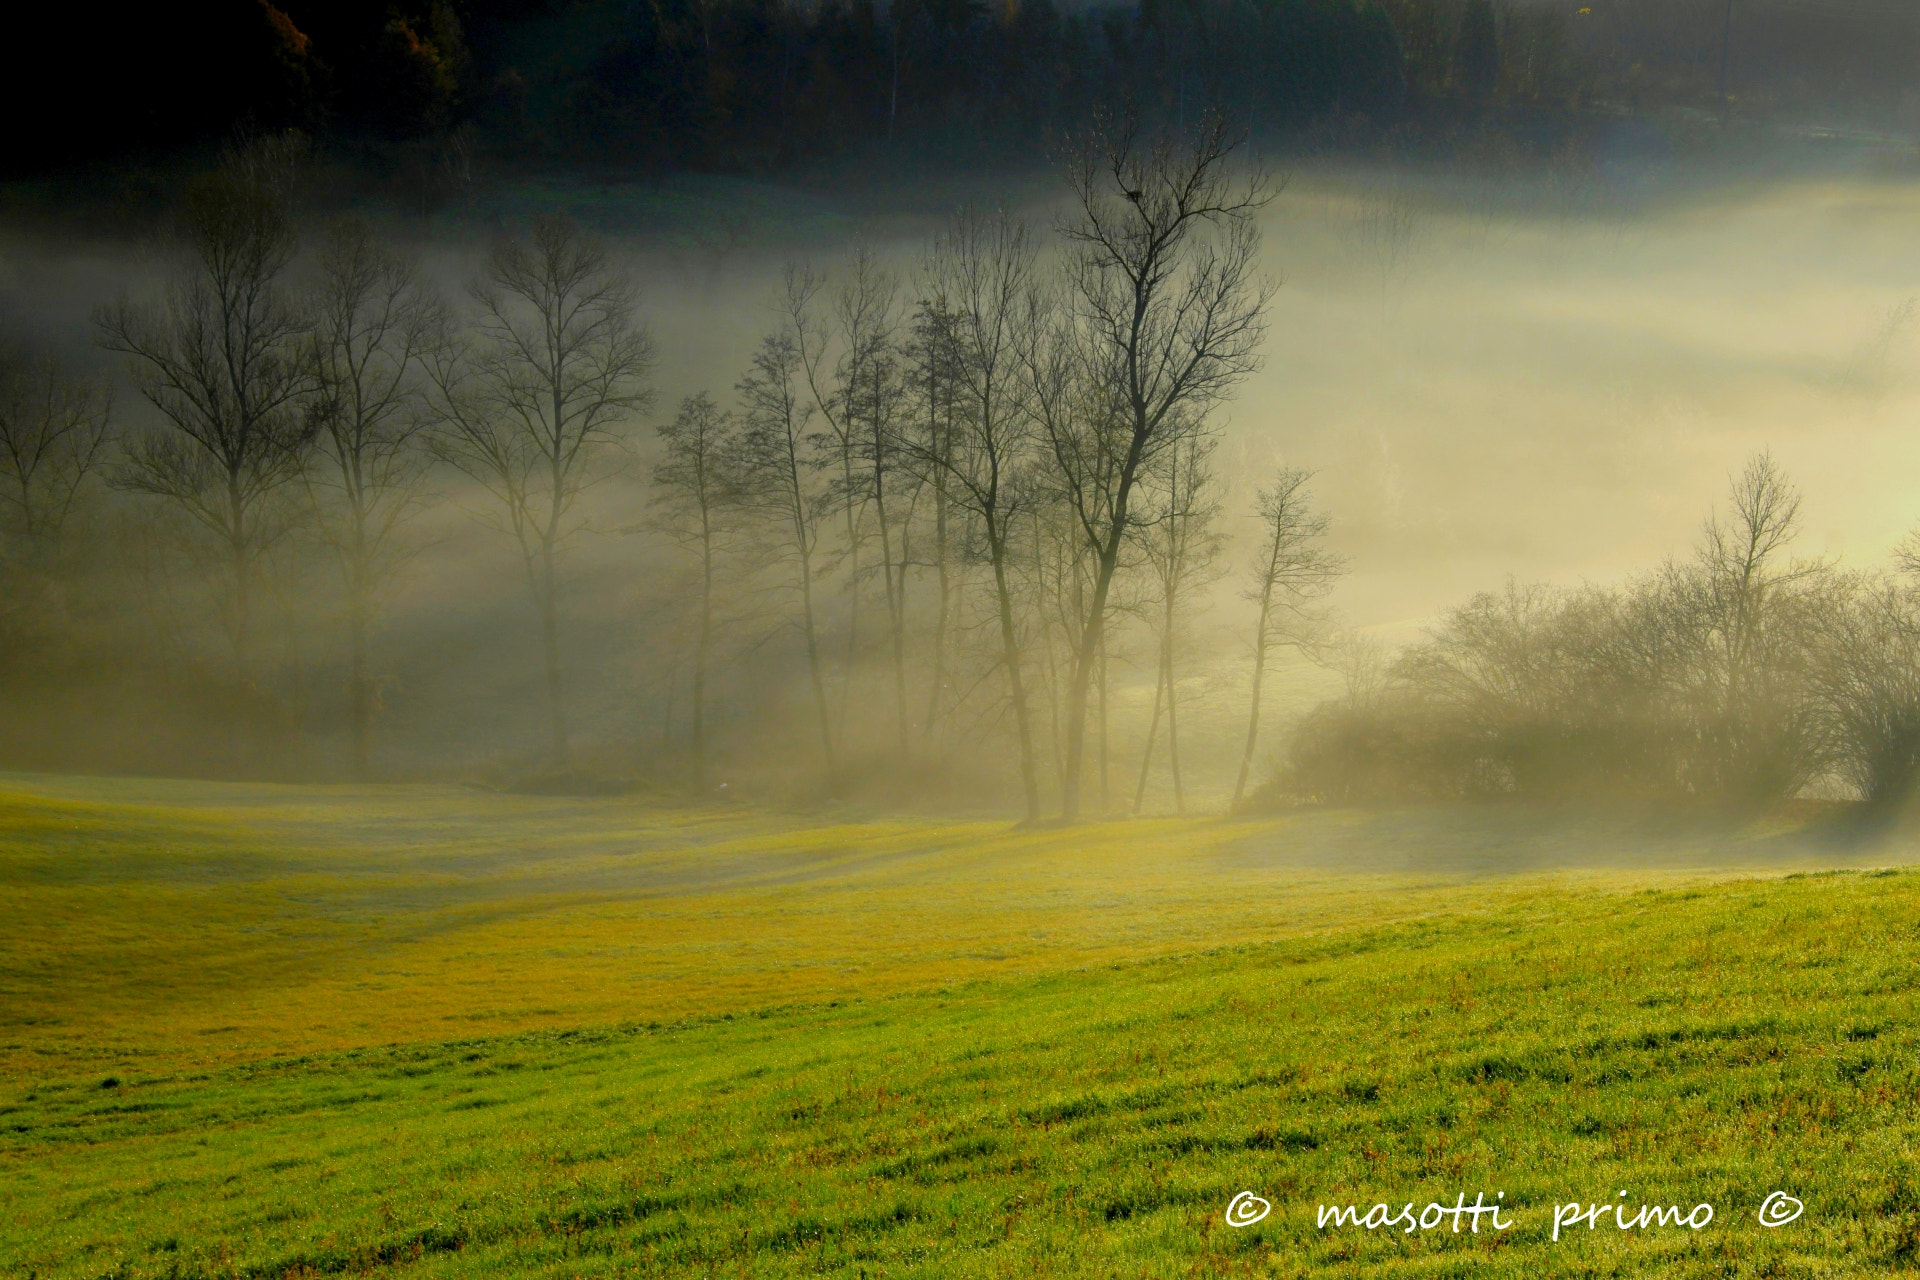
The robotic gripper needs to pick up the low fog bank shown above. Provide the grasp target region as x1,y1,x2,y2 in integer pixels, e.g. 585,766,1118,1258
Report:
5,132,1920,816
1221,802,1913,879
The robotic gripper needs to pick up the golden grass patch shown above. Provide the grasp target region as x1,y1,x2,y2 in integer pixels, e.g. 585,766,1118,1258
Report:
0,774,1890,1079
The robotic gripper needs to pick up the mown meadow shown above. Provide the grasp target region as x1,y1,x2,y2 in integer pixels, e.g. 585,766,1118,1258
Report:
4,772,1919,1277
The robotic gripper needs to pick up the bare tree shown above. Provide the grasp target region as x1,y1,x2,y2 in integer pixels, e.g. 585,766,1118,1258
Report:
1328,629,1387,709
789,252,913,750
1684,450,1825,800
904,297,964,743
842,258,913,757
1132,434,1224,815
1230,466,1345,809
914,210,1047,820
98,152,313,673
1700,452,1801,700
0,343,113,587
430,216,654,768
305,219,443,779
1020,496,1088,795
782,269,861,730
1042,111,1277,820
650,391,741,795
735,328,837,780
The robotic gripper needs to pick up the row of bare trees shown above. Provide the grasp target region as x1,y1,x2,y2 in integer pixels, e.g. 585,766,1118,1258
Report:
643,118,1349,819
1,121,1348,813
70,142,653,780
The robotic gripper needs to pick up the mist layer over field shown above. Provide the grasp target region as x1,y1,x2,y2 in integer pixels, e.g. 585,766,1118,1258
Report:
5,141,1920,807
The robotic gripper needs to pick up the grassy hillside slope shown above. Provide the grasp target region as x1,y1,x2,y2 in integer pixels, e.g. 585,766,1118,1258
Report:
2,774,1916,1277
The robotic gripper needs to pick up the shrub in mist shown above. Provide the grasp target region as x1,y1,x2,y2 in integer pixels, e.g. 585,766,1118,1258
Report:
1808,573,1920,812
1260,454,1912,813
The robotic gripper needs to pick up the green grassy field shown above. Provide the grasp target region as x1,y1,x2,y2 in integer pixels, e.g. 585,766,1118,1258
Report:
4,773,1919,1278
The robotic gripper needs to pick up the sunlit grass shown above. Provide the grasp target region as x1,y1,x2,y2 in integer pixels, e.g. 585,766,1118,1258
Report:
3,773,1917,1276
2,774,1705,1078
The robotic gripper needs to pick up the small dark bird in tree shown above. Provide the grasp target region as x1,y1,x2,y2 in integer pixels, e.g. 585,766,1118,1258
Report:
1125,189,1144,203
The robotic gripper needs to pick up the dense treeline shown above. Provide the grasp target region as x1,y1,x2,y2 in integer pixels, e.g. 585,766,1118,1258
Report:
10,0,1914,181
0,123,1345,813
563,0,1410,169
4,0,495,174
1266,454,1920,814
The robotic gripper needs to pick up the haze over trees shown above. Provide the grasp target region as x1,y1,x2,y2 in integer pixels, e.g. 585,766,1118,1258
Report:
306,220,444,780
915,210,1046,820
649,392,739,796
1046,111,1275,819
1231,465,1343,810
4,120,1352,815
97,150,315,676
429,216,656,769
0,346,112,594
1131,435,1226,816
11,110,1920,824
1263,453,1920,817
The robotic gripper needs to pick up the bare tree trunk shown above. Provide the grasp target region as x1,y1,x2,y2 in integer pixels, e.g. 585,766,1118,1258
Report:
924,468,951,740
989,527,1041,822
348,584,370,780
541,414,571,767
1163,594,1185,814
693,506,713,794
1132,648,1165,814
101,146,314,709
652,391,737,796
1038,518,1069,793
227,476,251,673
1230,607,1271,810
345,485,373,782
539,533,568,768
871,418,910,758
1060,529,1126,819
430,216,653,776
886,548,910,755
838,453,860,738
1097,629,1110,808
1231,468,1343,808
1043,618,1063,788
659,640,677,748
798,535,836,781
304,218,441,784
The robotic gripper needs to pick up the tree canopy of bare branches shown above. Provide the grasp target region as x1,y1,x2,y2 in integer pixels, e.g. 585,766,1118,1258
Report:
0,343,113,568
1043,110,1278,819
430,215,654,768
98,151,313,672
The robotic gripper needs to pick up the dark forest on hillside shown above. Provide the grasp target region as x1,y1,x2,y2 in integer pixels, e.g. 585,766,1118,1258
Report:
7,0,1917,183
